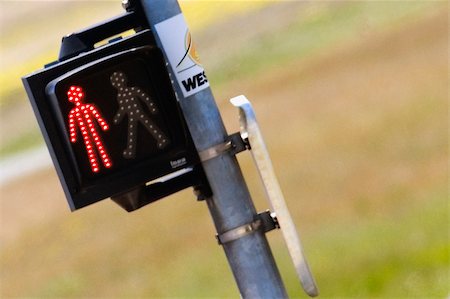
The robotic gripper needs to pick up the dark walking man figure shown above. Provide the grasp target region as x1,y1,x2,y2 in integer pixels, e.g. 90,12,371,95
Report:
110,71,170,159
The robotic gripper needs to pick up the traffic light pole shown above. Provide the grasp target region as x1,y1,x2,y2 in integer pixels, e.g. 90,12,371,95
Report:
139,0,288,297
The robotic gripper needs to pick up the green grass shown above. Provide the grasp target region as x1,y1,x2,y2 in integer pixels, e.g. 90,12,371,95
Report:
0,128,43,157
206,1,443,89
1,193,240,298
269,186,448,298
2,184,447,297
302,187,448,297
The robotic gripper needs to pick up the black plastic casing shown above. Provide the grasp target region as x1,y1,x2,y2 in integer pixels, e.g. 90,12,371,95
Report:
22,30,199,211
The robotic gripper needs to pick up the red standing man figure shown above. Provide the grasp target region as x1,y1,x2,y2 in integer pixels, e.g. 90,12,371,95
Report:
67,86,112,173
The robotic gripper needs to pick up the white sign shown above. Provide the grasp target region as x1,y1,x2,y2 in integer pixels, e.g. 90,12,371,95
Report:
155,14,210,97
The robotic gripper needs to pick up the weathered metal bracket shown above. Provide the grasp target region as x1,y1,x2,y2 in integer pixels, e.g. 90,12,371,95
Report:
216,210,279,245
198,132,248,163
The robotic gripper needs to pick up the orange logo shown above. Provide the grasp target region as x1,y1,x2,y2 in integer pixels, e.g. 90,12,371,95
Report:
185,31,201,66
177,30,201,68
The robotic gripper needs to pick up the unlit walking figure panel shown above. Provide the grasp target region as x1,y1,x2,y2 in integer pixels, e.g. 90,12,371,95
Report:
110,71,170,159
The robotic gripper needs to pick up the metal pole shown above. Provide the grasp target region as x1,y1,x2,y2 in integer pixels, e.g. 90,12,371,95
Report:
139,0,288,297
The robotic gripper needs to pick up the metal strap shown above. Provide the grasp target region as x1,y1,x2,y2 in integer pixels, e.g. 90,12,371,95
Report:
216,211,279,245
198,132,248,162
217,219,263,245
198,141,232,162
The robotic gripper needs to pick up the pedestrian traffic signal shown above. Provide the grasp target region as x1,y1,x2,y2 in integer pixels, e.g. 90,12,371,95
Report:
23,39,200,210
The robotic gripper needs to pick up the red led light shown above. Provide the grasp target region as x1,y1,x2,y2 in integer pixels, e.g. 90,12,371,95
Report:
67,86,112,173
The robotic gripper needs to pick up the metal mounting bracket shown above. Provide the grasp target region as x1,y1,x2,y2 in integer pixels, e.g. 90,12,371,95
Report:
216,210,279,245
198,132,248,163
231,95,319,297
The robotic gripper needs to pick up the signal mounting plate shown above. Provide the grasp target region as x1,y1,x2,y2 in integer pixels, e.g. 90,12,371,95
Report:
231,95,319,297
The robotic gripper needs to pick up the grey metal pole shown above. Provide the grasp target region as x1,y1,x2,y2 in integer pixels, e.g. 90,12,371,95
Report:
139,0,288,297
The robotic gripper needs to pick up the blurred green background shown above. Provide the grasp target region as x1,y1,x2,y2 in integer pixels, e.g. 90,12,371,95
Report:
0,1,448,298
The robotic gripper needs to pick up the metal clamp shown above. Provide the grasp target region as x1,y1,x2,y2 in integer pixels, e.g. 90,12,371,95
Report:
216,210,279,245
198,132,248,163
